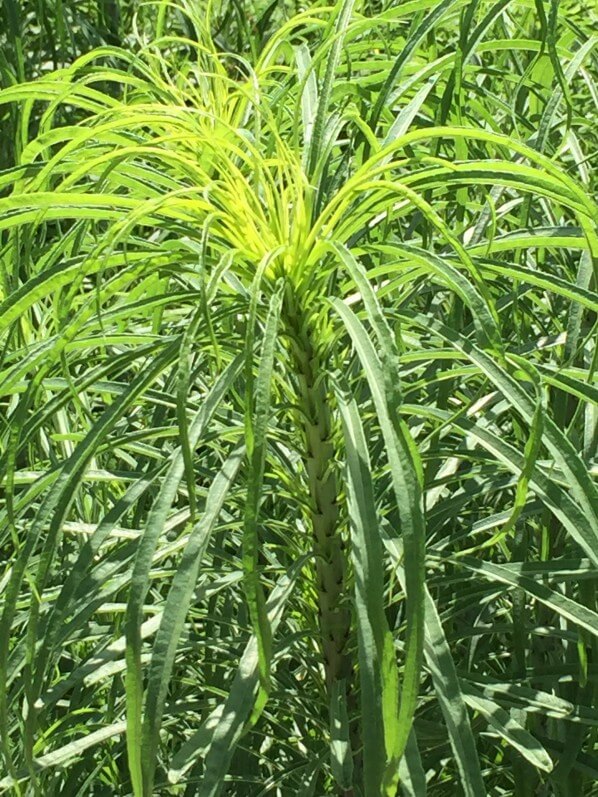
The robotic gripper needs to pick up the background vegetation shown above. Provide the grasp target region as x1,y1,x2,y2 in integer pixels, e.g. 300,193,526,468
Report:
0,0,597,794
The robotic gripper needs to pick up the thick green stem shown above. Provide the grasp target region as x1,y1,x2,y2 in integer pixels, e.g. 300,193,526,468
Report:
285,299,351,689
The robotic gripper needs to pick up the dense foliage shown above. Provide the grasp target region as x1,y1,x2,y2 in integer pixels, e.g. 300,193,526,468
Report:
1,0,597,794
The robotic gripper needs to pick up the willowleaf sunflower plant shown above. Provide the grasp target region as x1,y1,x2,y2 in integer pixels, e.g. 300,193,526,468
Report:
0,0,597,794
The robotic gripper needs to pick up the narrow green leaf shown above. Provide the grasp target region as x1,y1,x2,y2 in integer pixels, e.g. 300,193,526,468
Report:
295,43,318,157
168,557,308,793
332,298,426,766
335,380,392,794
369,0,463,132
462,685,553,772
243,281,283,694
398,728,427,797
404,312,598,561
125,356,243,795
307,0,356,178
141,447,245,794
441,554,598,640
329,678,353,791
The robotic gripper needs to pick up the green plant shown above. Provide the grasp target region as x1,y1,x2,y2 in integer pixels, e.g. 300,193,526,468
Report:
0,0,597,794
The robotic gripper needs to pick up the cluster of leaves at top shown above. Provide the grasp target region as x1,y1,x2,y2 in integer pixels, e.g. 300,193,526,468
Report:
0,0,597,794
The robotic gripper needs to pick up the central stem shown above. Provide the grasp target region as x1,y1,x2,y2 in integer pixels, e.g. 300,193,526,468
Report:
285,294,351,689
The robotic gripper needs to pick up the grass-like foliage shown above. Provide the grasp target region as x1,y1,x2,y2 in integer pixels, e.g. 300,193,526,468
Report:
0,0,597,794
